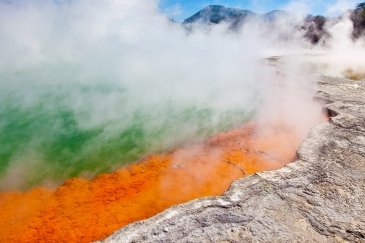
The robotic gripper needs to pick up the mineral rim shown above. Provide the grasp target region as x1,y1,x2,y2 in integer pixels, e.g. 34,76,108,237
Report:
100,76,365,243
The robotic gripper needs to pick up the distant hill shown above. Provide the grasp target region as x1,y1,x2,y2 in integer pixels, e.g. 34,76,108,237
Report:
183,4,365,44
182,5,325,43
183,5,257,25
183,5,288,26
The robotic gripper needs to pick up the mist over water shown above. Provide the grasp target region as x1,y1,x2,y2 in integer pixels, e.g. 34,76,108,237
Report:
0,0,262,190
0,0,363,190
0,82,256,189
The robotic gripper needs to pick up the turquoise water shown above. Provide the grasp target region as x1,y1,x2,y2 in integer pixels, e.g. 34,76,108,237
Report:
0,82,256,189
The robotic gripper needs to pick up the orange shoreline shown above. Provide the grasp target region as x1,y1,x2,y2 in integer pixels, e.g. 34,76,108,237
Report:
0,122,315,243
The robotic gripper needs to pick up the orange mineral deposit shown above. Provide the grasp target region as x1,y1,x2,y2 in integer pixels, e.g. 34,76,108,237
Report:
0,122,318,243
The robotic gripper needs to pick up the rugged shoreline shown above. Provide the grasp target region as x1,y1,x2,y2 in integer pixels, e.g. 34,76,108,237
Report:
100,77,365,242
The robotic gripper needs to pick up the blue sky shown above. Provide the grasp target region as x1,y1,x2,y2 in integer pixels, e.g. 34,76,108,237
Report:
159,0,359,21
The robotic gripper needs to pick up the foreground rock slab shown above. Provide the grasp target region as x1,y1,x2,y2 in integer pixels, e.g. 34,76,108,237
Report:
100,77,365,243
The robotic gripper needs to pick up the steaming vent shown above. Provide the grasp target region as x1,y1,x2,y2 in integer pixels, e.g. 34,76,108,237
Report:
327,108,339,118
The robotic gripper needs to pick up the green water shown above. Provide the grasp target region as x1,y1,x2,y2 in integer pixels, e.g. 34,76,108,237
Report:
0,83,255,189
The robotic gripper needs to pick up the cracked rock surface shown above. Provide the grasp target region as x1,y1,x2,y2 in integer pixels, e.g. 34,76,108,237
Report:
100,77,365,243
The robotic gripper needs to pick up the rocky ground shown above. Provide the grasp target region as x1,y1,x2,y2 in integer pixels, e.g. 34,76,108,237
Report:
100,77,365,243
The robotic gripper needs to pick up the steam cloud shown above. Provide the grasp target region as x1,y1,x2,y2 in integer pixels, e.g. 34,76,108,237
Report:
0,0,363,190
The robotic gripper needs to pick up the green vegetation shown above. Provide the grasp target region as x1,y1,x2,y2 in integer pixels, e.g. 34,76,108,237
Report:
357,2,365,10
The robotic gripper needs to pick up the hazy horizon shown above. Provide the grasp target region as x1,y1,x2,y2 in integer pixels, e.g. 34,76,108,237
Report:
160,0,359,21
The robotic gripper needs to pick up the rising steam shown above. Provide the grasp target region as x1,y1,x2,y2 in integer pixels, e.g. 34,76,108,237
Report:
0,0,363,190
